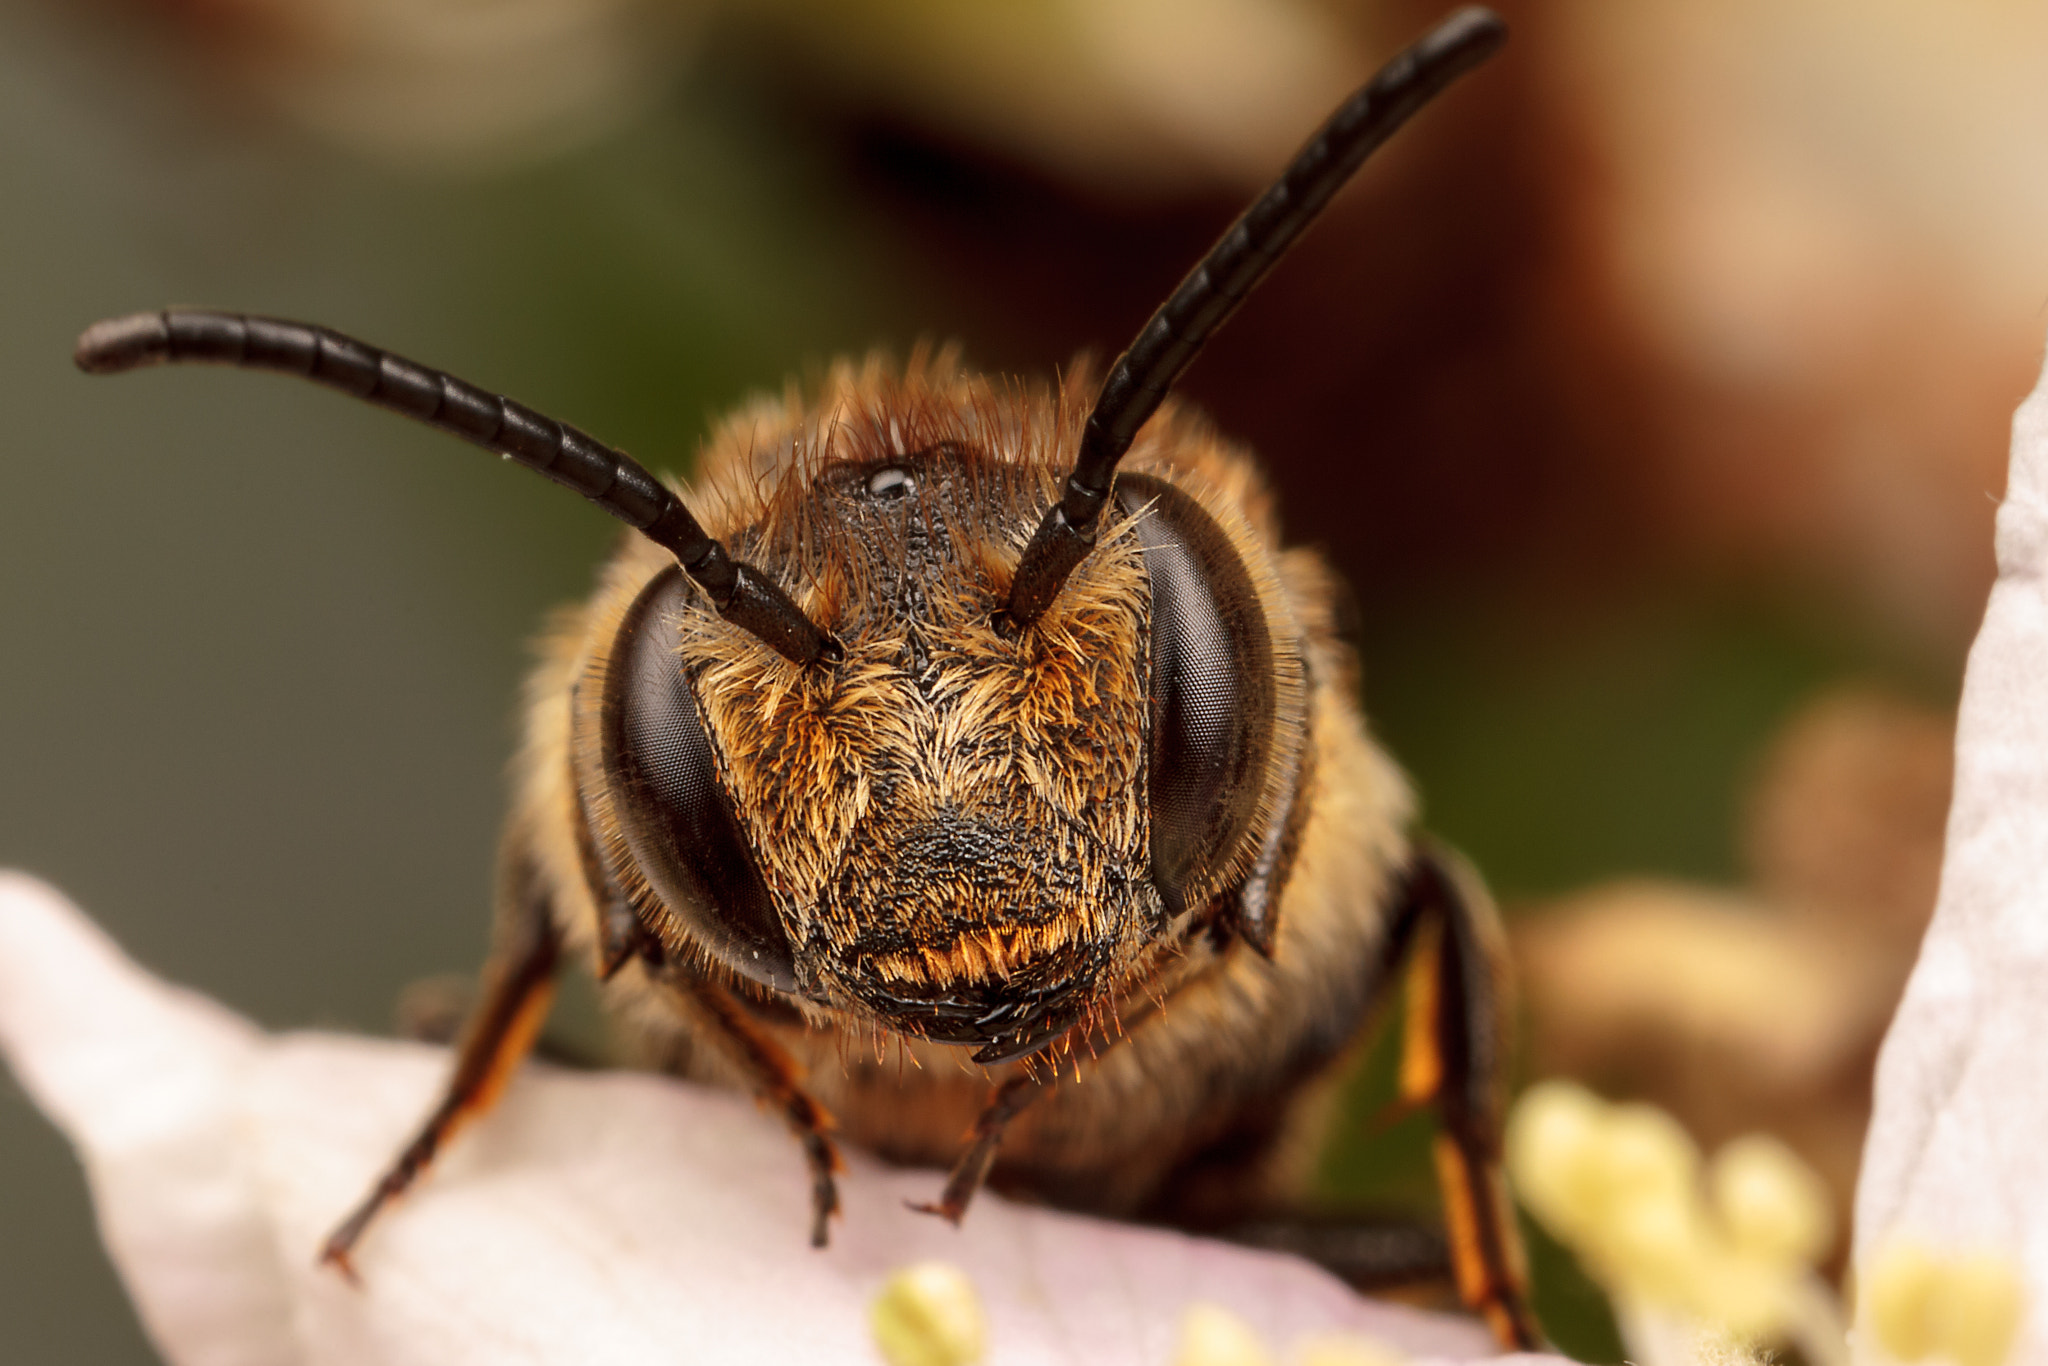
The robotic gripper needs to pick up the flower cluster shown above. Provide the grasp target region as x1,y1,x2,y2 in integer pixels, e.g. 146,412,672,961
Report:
1506,1080,1842,1362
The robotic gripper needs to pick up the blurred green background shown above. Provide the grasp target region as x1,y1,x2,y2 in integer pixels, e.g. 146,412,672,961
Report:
3,0,2040,1360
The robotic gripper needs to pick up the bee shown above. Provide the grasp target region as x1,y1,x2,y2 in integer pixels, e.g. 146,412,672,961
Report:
72,6,1537,1348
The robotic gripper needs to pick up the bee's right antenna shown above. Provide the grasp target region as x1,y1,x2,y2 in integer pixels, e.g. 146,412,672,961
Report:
1002,6,1507,629
73,310,841,667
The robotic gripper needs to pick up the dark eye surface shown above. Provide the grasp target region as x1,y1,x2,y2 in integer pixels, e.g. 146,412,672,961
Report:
600,568,798,991
1116,474,1276,918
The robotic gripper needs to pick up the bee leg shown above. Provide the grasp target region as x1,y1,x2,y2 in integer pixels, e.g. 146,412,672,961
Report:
581,780,842,1246
656,969,844,1248
1216,1215,1451,1290
320,850,562,1278
1389,839,1543,1350
909,1073,1043,1224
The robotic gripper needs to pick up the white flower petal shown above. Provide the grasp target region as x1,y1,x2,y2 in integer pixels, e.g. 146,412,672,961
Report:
1854,340,2048,1362
0,873,1545,1366
0,871,298,1366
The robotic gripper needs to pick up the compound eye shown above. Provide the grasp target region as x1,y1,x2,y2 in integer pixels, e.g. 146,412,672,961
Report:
1117,475,1276,918
601,568,797,992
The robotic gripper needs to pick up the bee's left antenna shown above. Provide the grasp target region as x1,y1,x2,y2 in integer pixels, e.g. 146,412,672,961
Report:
1004,6,1508,629
74,310,841,667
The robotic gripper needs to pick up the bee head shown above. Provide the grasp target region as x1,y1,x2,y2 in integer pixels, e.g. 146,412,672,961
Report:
592,358,1293,1062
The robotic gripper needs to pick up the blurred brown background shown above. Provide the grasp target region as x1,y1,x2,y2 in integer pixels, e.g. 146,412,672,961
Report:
2,0,2042,1359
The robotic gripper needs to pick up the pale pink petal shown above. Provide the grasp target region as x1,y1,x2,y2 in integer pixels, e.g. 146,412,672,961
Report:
0,873,1543,1366
0,871,298,1366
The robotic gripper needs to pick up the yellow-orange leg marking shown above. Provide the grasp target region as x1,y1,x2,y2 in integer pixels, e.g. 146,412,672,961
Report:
1394,842,1542,1350
320,879,562,1277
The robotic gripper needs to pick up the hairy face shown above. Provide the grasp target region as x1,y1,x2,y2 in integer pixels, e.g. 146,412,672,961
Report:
673,400,1166,1059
